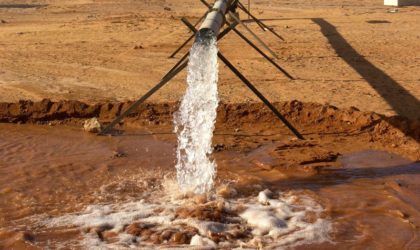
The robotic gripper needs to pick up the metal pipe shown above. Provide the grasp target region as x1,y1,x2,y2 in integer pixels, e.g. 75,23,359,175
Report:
198,0,231,36
199,0,279,59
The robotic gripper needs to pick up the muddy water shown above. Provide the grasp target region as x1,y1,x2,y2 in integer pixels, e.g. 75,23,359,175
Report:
0,124,419,249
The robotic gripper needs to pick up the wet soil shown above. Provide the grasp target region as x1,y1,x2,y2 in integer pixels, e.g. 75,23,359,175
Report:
0,100,419,249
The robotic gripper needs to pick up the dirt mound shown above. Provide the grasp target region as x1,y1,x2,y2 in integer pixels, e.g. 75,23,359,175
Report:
0,99,418,157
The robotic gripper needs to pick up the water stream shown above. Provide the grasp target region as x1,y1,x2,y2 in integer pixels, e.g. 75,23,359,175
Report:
174,31,219,194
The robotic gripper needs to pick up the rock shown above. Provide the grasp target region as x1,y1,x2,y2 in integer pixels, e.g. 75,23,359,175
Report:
252,160,274,171
164,6,172,11
258,189,273,205
193,194,208,204
216,185,237,198
102,231,118,243
190,235,217,248
149,232,162,244
0,20,7,24
213,143,225,152
112,150,127,158
14,231,34,242
125,223,152,236
83,117,102,133
170,231,189,244
159,229,174,242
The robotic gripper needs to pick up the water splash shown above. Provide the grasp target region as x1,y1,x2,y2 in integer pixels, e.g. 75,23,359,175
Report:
174,31,219,194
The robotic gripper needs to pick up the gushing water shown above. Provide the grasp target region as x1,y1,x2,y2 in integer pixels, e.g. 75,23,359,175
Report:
174,31,219,194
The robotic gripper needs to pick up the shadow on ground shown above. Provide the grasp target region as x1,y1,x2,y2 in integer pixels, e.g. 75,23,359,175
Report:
312,18,420,141
270,161,420,192
0,4,47,9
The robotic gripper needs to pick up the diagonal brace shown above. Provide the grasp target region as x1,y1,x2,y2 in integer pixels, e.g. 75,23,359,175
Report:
237,1,285,41
99,20,238,135
168,11,209,58
199,0,279,59
182,17,304,139
226,19,294,79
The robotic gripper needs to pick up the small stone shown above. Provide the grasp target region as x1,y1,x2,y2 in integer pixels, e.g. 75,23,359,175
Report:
159,230,174,242
216,185,237,199
170,231,189,244
112,150,127,158
164,6,172,11
258,189,273,205
150,233,162,244
15,231,34,242
125,223,142,236
0,20,7,24
213,143,225,152
141,228,153,237
83,117,102,133
253,160,274,171
190,235,217,247
102,231,118,243
193,194,208,204
133,45,144,49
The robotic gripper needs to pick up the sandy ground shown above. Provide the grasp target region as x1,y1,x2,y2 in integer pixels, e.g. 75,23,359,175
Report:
0,1,419,248
0,0,419,119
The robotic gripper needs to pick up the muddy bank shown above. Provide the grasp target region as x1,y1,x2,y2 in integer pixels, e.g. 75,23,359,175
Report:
0,124,419,249
1,99,419,160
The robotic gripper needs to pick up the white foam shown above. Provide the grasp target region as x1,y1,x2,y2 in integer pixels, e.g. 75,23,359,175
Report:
240,191,331,248
47,200,158,232
37,189,331,249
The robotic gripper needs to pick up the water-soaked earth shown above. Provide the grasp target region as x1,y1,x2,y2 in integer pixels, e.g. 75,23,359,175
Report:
0,124,419,249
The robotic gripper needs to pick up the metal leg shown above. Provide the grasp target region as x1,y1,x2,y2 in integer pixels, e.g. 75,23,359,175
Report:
99,59,188,135
199,0,279,59
168,12,208,58
237,1,265,31
237,1,285,41
169,33,195,58
217,52,303,139
227,11,279,59
226,20,294,79
100,20,237,135
181,17,304,139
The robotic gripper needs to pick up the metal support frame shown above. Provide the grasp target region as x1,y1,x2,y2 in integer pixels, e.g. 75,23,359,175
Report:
100,21,238,135
182,18,304,139
101,1,303,139
200,0,278,59
100,60,188,135
169,0,286,59
169,33,195,58
237,1,285,41
226,19,293,79
168,11,209,58
198,0,292,78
